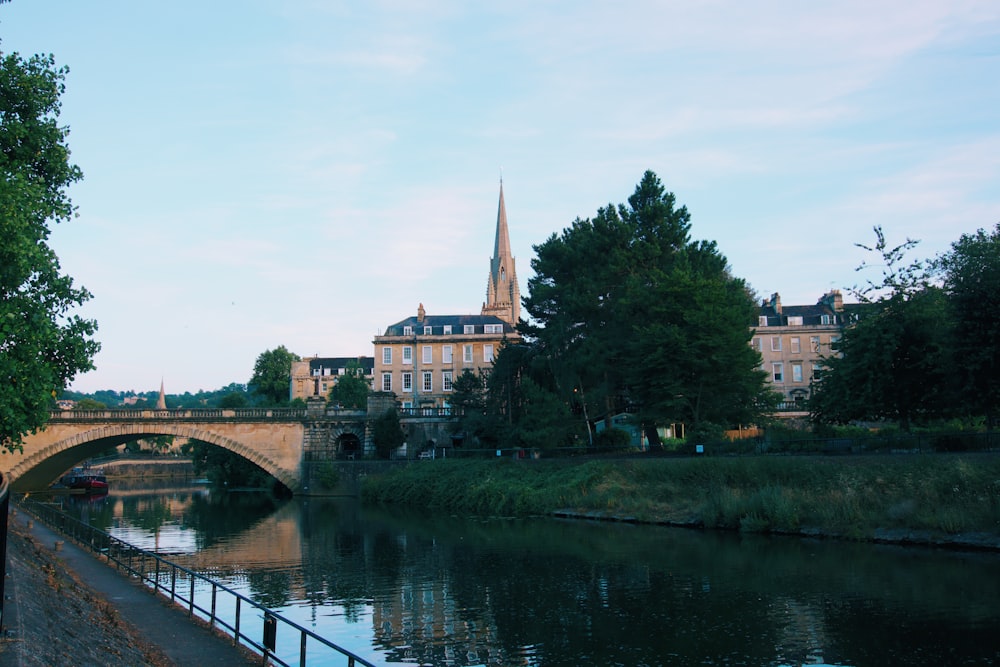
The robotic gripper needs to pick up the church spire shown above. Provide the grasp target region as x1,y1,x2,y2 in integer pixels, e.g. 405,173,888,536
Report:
155,378,167,410
481,178,520,326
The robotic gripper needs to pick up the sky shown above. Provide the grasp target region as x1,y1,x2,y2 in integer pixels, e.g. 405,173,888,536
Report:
3,1,999,395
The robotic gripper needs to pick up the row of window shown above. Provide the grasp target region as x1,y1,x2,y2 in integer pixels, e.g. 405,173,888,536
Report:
381,371,455,393
400,324,504,336
769,361,823,384
758,314,834,327
381,344,494,365
752,334,840,354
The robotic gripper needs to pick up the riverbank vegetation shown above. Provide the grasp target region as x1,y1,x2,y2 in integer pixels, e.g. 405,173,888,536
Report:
362,454,1000,544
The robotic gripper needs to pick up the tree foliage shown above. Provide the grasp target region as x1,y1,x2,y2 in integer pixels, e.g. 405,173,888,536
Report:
936,223,1000,426
249,345,300,406
327,361,369,409
1,49,100,451
811,227,955,430
186,439,274,489
522,171,775,443
372,408,404,459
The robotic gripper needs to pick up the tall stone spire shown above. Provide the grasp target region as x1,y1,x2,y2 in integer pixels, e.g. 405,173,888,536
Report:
481,179,520,326
155,378,167,410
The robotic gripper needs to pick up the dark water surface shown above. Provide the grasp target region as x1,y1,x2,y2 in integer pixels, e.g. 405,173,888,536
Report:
58,479,1000,666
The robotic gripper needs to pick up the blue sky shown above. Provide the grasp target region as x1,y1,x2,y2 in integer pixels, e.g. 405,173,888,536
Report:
3,1,999,394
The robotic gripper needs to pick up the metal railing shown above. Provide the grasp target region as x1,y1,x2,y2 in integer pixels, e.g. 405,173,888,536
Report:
16,497,377,667
0,474,9,632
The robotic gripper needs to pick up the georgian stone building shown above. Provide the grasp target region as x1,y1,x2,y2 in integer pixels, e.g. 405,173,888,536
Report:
289,356,375,402
373,182,522,410
754,290,855,404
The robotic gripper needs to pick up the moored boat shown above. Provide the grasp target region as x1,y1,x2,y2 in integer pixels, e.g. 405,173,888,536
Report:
59,467,109,495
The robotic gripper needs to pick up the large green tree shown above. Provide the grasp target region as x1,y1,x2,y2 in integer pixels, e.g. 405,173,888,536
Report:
249,345,299,406
1,48,99,452
523,171,774,444
326,361,369,409
810,227,955,430
936,223,1000,427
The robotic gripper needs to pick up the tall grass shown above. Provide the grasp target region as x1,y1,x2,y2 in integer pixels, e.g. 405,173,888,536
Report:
361,454,1000,540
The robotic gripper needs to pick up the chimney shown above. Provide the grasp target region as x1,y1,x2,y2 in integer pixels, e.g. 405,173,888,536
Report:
769,293,782,315
417,303,426,323
819,290,843,312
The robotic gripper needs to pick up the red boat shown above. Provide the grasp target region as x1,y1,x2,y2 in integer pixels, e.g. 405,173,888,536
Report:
59,468,109,495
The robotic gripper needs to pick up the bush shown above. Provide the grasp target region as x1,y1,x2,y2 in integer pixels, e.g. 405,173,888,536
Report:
594,428,632,450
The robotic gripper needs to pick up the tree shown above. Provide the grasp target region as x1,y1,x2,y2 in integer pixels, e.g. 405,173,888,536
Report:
810,227,954,430
219,391,249,408
522,171,775,444
1,48,100,452
371,408,404,459
936,223,1000,427
327,361,369,409
249,345,300,406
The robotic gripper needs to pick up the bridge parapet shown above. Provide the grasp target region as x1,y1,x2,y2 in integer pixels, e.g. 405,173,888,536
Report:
47,408,314,422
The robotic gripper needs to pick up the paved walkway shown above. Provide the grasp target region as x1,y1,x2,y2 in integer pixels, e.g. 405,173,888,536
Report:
1,510,259,666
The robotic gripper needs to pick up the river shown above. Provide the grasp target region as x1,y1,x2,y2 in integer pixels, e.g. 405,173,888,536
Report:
55,477,1000,666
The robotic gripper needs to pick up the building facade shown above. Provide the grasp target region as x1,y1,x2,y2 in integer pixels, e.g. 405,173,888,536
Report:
754,290,853,404
373,182,522,410
290,356,375,402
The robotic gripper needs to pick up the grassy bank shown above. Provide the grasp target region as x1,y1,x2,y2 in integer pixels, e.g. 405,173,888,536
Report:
361,454,1000,543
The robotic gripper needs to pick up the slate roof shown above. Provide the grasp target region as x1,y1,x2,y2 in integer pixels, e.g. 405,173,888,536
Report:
307,356,374,375
380,314,517,337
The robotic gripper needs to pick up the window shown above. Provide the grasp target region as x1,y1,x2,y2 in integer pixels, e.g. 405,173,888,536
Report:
442,345,453,363
402,346,412,364
772,362,784,383
787,316,803,326
820,314,831,325
382,347,392,365
423,326,432,335
758,316,768,327
771,336,782,352
792,363,803,383
422,371,433,392
422,345,432,364
751,337,762,352
830,334,841,348
464,324,475,334
402,372,412,392
463,344,473,363
443,371,453,391
443,325,452,335
810,336,821,353
484,324,502,334
484,344,494,362
403,325,413,335
790,337,800,354
381,373,392,392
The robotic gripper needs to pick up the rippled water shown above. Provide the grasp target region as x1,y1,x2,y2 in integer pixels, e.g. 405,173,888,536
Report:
58,480,1000,666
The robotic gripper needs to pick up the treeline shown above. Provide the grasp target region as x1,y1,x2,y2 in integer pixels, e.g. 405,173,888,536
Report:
59,383,253,410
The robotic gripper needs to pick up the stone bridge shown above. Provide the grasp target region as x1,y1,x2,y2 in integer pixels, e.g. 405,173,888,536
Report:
1,399,457,495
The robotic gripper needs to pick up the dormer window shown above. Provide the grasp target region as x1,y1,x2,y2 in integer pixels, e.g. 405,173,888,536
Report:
443,325,452,334
758,316,768,327
403,326,413,335
464,325,475,334
424,326,432,335
484,324,503,334
787,316,803,326
820,314,831,325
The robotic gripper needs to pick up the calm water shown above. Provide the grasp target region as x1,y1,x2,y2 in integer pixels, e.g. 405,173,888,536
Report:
57,479,1000,666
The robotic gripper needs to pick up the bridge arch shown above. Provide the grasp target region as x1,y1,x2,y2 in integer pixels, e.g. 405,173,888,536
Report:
7,423,300,493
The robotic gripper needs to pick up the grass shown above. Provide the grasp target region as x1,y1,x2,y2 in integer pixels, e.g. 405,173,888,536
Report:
361,453,1000,542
